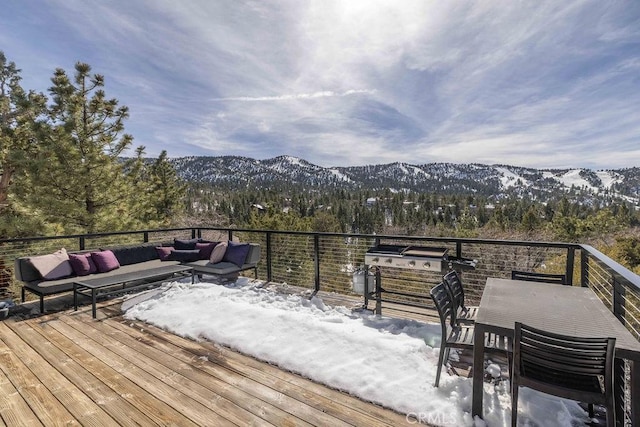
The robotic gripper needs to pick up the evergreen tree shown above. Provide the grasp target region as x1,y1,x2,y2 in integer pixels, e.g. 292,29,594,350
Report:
148,150,185,224
0,51,46,210
22,62,142,233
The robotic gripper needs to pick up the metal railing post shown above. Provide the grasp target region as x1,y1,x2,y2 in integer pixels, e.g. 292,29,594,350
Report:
566,247,575,285
143,232,149,243
228,230,233,241
612,277,625,322
191,228,196,239
266,232,272,282
79,237,85,251
314,234,320,294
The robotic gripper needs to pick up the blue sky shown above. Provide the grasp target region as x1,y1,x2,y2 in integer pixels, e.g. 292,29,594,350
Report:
2,1,639,168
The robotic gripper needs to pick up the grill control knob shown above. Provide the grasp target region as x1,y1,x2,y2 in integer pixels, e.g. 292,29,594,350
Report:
408,260,416,267
385,258,393,264
423,262,431,269
372,257,379,263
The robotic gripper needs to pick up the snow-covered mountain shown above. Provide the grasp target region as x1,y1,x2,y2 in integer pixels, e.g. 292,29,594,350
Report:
170,155,640,204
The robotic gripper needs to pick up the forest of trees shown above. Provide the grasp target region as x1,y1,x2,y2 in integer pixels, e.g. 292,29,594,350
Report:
2,50,640,276
185,181,640,274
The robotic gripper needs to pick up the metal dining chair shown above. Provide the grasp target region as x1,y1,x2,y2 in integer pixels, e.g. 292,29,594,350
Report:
443,270,478,324
511,322,616,427
511,270,568,285
430,282,512,387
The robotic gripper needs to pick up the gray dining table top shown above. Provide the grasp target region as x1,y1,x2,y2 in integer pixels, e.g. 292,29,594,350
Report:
476,277,640,361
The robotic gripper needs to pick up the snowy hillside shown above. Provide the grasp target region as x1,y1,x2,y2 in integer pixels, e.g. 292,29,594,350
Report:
169,156,639,205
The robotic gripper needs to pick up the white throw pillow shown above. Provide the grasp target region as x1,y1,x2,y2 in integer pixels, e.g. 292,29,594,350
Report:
28,248,74,280
209,241,228,263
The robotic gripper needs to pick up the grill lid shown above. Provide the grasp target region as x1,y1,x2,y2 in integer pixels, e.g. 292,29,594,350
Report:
402,246,449,258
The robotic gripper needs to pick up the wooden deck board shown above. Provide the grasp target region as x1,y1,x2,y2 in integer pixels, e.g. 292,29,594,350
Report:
4,316,155,426
0,326,79,426
103,306,407,427
59,313,285,427
0,322,113,427
0,292,418,427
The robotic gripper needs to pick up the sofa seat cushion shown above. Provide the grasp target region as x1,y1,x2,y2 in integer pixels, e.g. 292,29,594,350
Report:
187,260,253,275
24,259,181,295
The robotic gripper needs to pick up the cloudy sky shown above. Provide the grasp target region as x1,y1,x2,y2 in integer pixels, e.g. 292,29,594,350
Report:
2,1,639,168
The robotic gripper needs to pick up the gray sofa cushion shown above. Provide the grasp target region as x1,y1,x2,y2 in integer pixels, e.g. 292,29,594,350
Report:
187,260,251,275
186,243,261,276
22,259,181,295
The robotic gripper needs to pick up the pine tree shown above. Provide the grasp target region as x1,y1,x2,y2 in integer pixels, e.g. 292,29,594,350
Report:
148,150,185,224
22,62,142,233
0,51,46,210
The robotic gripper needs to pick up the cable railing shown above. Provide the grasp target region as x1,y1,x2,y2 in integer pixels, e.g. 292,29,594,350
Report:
2,227,639,321
2,226,640,424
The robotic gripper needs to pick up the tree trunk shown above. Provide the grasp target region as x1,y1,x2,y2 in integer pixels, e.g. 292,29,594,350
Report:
0,167,14,210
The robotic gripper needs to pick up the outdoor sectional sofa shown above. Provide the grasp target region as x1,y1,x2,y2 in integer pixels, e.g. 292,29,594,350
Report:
14,239,261,314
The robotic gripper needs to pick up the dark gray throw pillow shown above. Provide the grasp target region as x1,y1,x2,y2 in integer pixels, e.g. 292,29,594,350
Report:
167,249,201,262
174,238,199,250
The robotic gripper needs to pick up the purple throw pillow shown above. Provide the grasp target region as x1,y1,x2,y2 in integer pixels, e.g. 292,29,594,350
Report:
196,242,217,260
222,242,250,267
156,246,174,261
91,250,120,273
69,253,98,276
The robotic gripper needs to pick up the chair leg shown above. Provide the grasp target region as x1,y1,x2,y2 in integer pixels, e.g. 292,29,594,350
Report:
434,346,449,387
588,403,594,418
511,384,519,427
605,400,615,427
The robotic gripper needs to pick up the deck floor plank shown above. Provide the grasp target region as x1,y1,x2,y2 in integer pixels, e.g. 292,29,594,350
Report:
44,318,222,427
101,309,359,427
23,316,199,426
106,308,408,427
0,322,115,427
0,327,78,426
0,350,43,427
59,312,286,427
5,317,157,427
3,290,424,427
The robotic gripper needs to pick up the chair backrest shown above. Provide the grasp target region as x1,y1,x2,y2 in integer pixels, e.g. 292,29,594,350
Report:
443,270,465,311
513,322,615,403
430,282,456,337
511,270,567,285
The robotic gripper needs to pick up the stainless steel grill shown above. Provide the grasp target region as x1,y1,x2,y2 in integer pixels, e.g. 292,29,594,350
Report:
364,244,476,272
363,244,476,314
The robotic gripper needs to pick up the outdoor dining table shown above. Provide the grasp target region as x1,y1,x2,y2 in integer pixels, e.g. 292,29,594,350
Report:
472,277,640,425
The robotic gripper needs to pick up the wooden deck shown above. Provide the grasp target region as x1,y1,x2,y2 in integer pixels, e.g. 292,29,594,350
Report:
0,288,430,427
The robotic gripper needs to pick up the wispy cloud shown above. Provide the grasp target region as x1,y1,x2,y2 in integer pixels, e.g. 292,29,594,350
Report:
210,89,375,102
